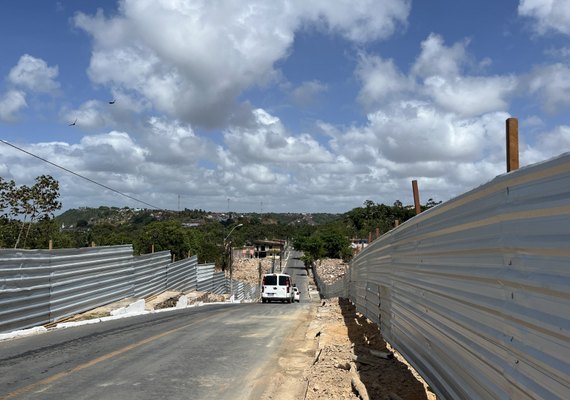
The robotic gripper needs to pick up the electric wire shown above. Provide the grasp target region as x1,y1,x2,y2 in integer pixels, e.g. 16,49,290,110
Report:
1,139,162,210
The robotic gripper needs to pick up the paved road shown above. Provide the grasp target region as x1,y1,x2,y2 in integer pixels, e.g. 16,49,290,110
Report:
283,250,311,304
0,254,314,400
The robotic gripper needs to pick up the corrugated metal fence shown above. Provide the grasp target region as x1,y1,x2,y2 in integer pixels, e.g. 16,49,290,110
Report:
320,153,570,399
312,264,348,299
0,247,253,334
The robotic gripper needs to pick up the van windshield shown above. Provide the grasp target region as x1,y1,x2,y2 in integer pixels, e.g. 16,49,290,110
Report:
263,275,277,285
279,276,290,286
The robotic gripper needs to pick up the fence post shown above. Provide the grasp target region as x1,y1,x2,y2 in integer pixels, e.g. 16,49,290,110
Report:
49,239,53,250
412,180,421,215
506,117,519,172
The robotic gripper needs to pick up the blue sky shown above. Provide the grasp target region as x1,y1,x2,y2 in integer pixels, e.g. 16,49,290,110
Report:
1,0,569,213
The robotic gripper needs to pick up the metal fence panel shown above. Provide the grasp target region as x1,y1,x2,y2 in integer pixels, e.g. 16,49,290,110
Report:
132,251,170,298
49,246,134,321
0,250,51,333
167,256,197,293
312,263,349,299
349,153,570,400
211,271,227,295
242,282,258,301
196,264,215,292
233,281,244,301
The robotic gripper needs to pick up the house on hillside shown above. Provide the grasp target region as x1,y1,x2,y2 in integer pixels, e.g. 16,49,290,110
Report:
254,239,286,258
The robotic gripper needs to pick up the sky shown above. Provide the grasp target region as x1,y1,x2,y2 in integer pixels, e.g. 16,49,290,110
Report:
1,0,570,214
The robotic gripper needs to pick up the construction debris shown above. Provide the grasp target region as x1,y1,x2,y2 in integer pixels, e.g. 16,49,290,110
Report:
315,258,348,284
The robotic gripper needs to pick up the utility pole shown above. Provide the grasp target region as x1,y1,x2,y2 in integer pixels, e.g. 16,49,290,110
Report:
224,223,243,300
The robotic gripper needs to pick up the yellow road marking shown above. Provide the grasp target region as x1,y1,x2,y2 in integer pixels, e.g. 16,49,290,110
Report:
1,314,215,399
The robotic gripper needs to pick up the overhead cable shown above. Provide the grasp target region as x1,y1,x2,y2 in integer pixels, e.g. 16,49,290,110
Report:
0,139,162,210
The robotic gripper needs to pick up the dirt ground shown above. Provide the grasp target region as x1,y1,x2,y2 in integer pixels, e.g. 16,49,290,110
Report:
302,298,437,400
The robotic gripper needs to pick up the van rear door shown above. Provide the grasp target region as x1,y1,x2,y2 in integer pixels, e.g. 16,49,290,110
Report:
278,275,291,300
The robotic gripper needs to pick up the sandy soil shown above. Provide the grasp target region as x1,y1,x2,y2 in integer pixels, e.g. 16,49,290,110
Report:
302,298,437,400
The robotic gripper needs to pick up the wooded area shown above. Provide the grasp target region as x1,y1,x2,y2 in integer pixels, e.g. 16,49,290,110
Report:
0,175,439,268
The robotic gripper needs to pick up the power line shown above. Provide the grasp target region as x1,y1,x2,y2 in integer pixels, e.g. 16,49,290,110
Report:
1,139,162,210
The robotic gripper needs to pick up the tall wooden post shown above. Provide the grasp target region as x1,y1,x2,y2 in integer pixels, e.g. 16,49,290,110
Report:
49,239,53,250
368,232,372,244
375,227,380,239
412,180,421,215
506,118,519,172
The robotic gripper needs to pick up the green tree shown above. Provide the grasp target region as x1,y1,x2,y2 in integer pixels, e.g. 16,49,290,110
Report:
0,177,15,220
1,175,62,248
319,229,351,260
22,175,62,247
135,221,190,260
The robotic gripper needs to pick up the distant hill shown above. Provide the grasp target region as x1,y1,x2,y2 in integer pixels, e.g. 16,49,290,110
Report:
55,207,342,229
56,206,139,228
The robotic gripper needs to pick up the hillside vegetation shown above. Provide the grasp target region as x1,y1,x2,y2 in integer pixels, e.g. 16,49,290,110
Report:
2,177,438,269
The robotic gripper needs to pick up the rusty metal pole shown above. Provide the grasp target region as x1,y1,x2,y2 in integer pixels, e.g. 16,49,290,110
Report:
412,180,421,215
506,117,519,172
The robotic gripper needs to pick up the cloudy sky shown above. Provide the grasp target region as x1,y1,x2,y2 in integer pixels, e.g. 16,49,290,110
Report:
1,0,569,213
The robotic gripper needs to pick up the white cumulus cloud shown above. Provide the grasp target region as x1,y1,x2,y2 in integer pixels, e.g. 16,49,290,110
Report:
8,54,60,94
526,63,570,113
519,0,570,35
0,90,27,122
73,0,410,129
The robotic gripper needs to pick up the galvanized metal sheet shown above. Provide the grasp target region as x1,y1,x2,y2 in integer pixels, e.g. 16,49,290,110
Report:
196,263,215,292
132,251,170,298
49,245,134,321
211,272,227,295
0,249,51,333
348,153,570,399
167,256,197,293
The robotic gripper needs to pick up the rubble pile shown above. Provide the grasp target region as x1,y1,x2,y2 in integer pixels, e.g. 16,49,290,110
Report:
231,257,276,284
315,258,349,284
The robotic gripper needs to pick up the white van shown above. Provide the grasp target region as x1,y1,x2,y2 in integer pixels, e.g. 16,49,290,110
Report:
261,273,294,303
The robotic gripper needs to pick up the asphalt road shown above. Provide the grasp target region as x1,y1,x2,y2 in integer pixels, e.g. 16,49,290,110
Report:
0,252,315,400
283,250,311,304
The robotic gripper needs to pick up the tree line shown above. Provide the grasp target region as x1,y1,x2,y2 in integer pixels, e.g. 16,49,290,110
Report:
0,176,441,268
